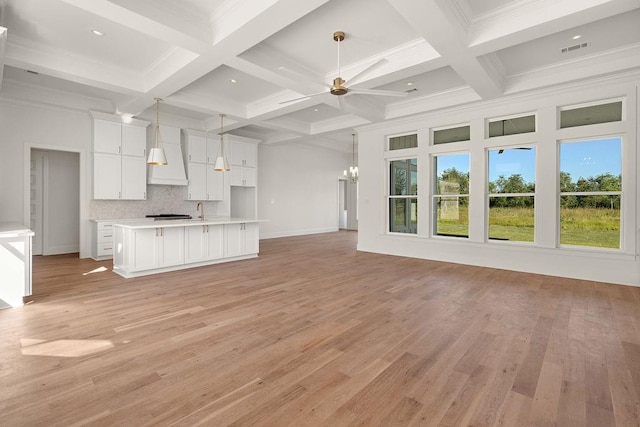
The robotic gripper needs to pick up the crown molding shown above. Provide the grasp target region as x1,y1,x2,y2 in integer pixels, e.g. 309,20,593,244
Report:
6,34,144,94
506,42,640,94
1,78,114,113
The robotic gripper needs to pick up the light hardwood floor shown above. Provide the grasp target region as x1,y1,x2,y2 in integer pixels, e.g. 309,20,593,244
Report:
2,231,640,426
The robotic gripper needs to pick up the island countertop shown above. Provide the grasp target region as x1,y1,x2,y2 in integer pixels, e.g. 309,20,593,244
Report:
111,217,264,229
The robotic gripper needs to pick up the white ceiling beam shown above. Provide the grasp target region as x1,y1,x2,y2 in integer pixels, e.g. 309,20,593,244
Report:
386,0,504,99
117,0,331,116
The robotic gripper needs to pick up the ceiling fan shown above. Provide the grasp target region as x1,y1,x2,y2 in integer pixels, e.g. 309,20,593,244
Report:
280,31,409,105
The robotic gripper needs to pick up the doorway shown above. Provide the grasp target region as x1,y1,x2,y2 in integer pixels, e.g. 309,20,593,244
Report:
30,149,80,255
338,178,358,231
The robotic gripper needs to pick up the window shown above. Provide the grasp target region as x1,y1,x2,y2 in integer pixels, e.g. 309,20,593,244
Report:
560,101,622,129
433,153,469,237
389,134,417,150
488,114,535,137
389,159,417,233
559,137,621,249
433,125,470,145
488,147,536,242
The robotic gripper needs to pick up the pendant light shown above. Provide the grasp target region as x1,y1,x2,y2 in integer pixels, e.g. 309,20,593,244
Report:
214,113,230,171
147,97,167,165
344,133,358,182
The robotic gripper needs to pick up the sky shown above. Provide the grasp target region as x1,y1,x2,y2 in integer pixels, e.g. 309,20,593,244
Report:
435,137,621,184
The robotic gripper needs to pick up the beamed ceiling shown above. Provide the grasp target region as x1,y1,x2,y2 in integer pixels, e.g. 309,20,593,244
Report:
0,0,639,152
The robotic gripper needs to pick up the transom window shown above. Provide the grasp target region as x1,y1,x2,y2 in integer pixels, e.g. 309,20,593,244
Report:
559,137,622,249
488,147,536,242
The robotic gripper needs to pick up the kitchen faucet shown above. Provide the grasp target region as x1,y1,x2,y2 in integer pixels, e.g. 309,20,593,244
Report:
196,202,204,221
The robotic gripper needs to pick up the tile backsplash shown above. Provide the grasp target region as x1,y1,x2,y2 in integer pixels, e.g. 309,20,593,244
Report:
89,185,228,220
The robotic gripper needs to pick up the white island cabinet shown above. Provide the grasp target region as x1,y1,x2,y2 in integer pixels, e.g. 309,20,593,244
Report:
113,218,260,278
0,223,34,307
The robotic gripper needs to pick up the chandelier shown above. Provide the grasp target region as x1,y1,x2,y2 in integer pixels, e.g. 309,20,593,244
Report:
344,133,358,182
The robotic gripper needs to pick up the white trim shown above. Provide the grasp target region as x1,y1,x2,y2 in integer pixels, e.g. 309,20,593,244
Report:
23,143,88,259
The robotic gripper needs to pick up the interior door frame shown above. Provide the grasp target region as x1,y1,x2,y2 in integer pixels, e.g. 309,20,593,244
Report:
23,143,87,258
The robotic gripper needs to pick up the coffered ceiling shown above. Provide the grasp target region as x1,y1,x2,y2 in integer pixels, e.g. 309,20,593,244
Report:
0,0,639,152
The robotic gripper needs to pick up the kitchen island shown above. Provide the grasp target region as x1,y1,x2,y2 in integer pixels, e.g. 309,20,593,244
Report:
112,217,260,278
0,223,34,307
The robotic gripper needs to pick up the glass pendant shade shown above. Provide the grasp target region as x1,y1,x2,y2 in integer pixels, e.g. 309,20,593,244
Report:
147,97,168,166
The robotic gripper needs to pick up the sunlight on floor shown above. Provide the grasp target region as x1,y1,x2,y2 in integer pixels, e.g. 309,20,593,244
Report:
82,266,108,276
20,338,114,357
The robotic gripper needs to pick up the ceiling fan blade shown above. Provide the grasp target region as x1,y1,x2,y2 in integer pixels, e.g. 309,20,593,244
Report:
347,59,388,86
279,91,327,104
349,88,409,97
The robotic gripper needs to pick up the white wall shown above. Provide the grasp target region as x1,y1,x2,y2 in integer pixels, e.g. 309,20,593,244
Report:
258,142,349,239
357,76,640,286
0,100,91,256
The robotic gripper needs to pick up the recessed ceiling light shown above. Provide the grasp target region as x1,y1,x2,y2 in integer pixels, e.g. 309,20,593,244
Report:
572,35,581,40
91,29,105,36
314,108,319,112
277,66,286,70
406,82,414,86
230,79,237,83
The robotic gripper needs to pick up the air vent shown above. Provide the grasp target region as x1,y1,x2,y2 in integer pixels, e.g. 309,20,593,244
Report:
561,41,590,53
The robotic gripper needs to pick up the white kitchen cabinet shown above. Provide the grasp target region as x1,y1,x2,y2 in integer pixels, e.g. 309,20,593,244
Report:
184,224,224,263
121,156,147,200
230,166,256,187
225,222,259,257
94,153,147,200
130,226,184,272
94,119,122,154
184,134,207,163
183,131,224,201
228,137,257,188
93,153,122,199
186,162,207,201
91,112,149,200
229,140,257,167
121,124,147,157
91,221,115,260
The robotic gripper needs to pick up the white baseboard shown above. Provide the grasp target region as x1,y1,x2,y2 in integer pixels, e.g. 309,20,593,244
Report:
44,244,79,255
260,227,339,240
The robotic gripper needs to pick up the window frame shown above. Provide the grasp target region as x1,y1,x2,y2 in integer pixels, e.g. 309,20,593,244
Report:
431,151,470,239
486,112,537,139
557,135,624,250
486,144,537,244
557,97,625,129
387,157,418,235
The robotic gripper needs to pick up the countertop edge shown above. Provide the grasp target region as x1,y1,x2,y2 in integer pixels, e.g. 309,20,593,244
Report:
111,218,266,229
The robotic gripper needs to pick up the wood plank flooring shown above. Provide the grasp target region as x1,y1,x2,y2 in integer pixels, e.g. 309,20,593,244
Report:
1,231,640,426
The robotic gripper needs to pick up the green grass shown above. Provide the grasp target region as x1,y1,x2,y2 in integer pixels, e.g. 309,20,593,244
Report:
560,207,619,248
434,205,620,248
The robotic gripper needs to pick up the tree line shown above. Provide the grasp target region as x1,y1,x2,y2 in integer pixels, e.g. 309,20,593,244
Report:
436,168,621,209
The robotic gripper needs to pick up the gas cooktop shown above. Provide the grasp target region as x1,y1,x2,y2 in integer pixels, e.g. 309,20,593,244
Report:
145,214,192,220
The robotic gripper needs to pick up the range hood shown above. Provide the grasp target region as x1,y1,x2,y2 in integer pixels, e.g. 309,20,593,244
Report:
147,126,188,186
